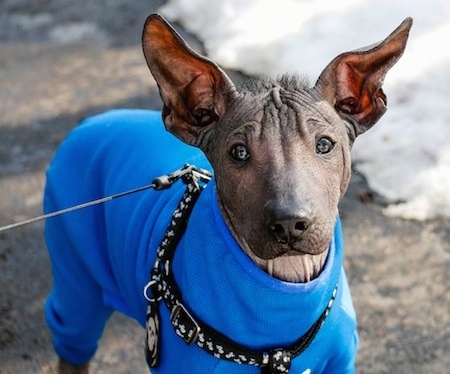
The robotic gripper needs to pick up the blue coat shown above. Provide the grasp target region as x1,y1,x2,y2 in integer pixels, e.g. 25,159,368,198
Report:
44,109,358,373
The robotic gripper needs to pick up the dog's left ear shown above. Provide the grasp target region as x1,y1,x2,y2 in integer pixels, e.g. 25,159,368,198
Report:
142,14,236,147
314,18,412,139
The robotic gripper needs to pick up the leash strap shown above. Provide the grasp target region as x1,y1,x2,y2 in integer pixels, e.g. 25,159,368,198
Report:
143,166,338,374
0,164,212,233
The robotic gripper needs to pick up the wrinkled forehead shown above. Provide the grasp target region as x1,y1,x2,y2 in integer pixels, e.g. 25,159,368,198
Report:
225,84,342,136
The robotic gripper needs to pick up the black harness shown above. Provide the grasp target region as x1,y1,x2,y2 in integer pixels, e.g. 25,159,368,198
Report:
143,165,337,374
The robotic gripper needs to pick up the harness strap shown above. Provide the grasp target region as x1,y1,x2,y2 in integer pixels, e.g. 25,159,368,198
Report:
144,165,338,374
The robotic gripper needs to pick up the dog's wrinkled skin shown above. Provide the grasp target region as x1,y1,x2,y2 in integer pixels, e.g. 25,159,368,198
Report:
57,14,412,373
142,15,412,282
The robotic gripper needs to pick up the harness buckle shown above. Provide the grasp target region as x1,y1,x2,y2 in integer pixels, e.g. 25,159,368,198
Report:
171,303,201,345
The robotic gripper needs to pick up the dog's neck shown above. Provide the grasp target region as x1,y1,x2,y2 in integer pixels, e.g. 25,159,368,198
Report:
244,248,329,283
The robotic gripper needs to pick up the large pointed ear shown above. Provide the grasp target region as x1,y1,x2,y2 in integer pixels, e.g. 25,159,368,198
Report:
314,18,412,139
142,14,236,146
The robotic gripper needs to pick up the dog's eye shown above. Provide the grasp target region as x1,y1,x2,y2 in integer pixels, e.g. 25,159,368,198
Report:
316,137,334,154
230,144,250,161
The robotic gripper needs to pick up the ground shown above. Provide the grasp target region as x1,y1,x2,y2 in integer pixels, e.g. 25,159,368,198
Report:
0,1,448,373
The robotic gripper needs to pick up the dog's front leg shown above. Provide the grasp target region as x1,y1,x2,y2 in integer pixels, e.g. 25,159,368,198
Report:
59,359,89,374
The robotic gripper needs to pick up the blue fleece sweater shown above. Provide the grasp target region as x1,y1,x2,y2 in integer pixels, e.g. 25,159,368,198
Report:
44,109,358,373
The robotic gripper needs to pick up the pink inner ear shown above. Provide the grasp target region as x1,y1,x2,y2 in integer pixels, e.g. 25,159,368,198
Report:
334,56,389,131
335,54,388,111
185,76,220,127
184,74,216,121
142,14,236,146
314,18,412,135
336,97,358,115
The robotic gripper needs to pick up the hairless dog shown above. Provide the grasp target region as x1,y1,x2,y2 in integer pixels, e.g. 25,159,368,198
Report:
44,14,412,374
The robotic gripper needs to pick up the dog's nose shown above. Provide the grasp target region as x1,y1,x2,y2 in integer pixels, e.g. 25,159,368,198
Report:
268,216,312,242
264,201,313,243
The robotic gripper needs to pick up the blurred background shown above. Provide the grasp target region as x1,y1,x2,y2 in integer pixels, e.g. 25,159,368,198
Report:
0,1,448,373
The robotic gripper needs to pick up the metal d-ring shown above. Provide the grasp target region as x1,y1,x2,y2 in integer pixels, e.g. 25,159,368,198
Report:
143,279,162,303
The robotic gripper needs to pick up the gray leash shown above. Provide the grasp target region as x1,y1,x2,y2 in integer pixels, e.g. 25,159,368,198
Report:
0,164,212,233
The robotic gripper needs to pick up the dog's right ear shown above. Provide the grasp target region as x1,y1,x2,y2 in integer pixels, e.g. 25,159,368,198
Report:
142,14,236,146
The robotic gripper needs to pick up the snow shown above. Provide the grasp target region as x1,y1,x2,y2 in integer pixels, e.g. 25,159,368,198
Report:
159,0,450,220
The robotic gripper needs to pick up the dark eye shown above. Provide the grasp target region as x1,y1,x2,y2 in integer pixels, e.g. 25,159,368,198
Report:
230,144,250,161
316,137,334,154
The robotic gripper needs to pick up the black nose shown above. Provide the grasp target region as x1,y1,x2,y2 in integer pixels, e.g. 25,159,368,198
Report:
268,216,312,242
264,200,313,243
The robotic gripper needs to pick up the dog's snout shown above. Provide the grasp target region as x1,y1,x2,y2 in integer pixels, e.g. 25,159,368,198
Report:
264,200,313,243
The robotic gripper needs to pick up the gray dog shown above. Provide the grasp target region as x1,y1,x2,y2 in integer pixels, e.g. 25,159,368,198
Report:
43,14,412,374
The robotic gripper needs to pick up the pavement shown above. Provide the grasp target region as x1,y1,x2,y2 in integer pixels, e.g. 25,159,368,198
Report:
0,1,448,373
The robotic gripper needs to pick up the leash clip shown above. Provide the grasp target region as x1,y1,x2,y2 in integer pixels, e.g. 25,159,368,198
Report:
152,164,212,190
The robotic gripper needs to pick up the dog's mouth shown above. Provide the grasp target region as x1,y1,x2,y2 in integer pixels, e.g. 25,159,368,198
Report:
255,238,328,260
226,226,330,282
248,246,330,283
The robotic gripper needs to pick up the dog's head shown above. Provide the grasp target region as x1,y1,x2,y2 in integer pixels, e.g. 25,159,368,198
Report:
142,15,412,282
